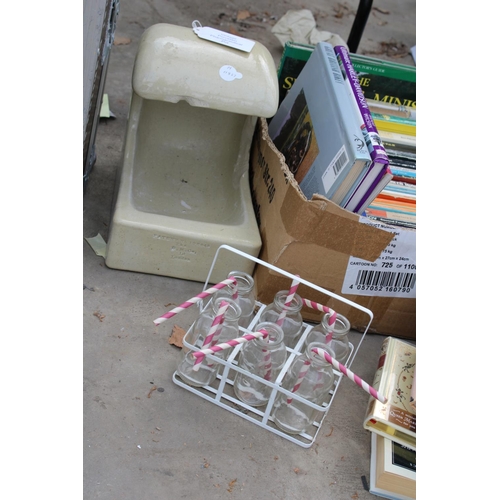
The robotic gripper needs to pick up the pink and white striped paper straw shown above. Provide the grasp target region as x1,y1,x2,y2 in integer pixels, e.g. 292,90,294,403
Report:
192,300,230,371
276,275,301,327
191,329,269,364
230,280,239,300
202,300,230,349
311,347,388,404
302,298,337,343
286,359,311,404
153,277,237,326
262,347,272,381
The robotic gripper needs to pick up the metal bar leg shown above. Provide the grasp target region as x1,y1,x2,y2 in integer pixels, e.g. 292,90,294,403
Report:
346,0,373,53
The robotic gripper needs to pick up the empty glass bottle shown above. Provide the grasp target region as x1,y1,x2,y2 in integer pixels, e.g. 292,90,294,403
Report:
176,297,242,388
303,312,351,365
272,342,337,435
259,290,303,348
213,271,256,329
233,322,288,407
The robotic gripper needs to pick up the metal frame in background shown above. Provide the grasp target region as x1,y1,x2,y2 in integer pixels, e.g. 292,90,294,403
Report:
347,0,374,53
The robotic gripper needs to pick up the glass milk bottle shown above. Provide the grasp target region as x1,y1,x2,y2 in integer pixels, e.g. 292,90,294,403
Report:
213,271,256,329
233,322,288,407
303,312,351,365
259,290,303,348
272,342,337,435
176,297,242,387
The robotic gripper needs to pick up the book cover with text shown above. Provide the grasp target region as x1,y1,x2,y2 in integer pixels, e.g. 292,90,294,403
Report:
269,42,371,202
334,44,391,209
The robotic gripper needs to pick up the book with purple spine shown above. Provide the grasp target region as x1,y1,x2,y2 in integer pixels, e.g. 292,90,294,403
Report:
352,165,393,215
334,45,392,210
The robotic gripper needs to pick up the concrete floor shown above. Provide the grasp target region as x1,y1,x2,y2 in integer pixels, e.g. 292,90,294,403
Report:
83,1,416,498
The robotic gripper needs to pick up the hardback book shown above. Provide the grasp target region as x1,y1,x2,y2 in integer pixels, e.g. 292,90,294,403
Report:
276,41,416,108
347,53,416,108
363,337,416,450
348,165,393,214
268,42,372,202
370,432,416,500
334,44,391,209
276,41,315,106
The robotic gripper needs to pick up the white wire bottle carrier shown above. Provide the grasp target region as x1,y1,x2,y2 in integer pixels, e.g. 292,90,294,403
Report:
172,245,374,448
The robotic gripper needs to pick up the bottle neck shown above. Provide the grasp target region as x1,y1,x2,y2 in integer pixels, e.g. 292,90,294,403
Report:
254,322,284,348
305,342,335,367
211,297,242,323
228,271,254,296
274,290,303,314
321,313,349,337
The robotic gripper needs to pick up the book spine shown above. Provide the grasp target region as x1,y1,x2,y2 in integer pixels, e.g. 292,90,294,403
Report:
366,98,416,121
335,45,389,166
353,166,392,214
350,53,417,81
354,166,392,214
317,42,371,205
373,113,416,136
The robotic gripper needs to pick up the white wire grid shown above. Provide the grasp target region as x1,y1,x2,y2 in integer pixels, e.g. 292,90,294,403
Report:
172,245,373,447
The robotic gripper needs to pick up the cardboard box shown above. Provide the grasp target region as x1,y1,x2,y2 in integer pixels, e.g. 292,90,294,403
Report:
250,118,416,340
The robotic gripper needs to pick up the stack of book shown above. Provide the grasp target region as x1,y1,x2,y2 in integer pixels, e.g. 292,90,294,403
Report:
272,41,416,219
363,337,416,500
363,101,416,229
268,42,373,205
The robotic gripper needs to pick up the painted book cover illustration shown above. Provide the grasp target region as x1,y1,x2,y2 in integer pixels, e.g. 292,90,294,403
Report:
364,337,416,450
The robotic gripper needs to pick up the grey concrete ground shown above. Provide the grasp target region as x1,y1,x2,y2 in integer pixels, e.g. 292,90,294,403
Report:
83,1,416,498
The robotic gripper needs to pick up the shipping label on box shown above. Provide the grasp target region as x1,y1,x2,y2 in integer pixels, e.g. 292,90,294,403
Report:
342,219,416,299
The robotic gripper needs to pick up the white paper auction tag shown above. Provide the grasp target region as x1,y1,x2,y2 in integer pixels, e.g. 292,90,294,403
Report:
192,20,255,52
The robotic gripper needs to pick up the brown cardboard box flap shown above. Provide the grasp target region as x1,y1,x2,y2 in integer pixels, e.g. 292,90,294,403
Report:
252,118,394,262
250,118,416,340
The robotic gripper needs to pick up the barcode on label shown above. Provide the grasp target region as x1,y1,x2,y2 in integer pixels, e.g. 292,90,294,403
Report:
355,270,416,289
330,148,348,177
322,145,348,193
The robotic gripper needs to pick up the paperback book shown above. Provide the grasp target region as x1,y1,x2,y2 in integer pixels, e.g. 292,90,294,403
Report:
373,113,416,137
388,155,416,171
380,130,416,154
363,337,416,450
268,42,371,202
370,432,416,500
334,44,391,209
366,99,416,121
389,166,416,184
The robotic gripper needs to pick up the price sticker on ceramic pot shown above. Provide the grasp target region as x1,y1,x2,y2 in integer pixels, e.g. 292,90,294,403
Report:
192,21,255,52
342,219,416,299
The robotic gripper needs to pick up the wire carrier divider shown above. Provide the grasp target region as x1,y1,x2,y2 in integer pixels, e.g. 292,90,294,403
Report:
172,245,374,448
